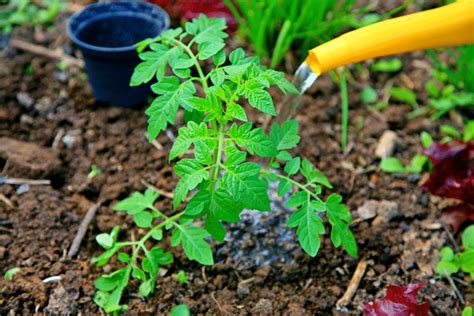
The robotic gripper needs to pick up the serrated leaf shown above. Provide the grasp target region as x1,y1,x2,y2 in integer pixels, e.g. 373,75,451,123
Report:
210,68,226,86
224,147,247,167
287,200,325,256
170,122,217,160
225,102,247,122
270,120,301,150
227,123,277,157
213,49,226,66
284,157,301,175
114,191,151,214
300,160,332,188
261,69,299,94
130,44,177,86
173,159,209,208
176,225,214,265
134,211,154,228
198,42,225,60
247,89,275,115
222,163,270,211
326,194,357,257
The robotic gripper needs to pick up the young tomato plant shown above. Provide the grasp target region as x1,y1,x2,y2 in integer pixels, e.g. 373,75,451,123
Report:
92,14,357,313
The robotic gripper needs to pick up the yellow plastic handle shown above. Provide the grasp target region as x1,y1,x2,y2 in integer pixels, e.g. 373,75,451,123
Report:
306,0,474,75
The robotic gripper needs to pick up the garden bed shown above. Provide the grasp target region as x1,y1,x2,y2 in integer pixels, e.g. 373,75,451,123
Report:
0,5,472,315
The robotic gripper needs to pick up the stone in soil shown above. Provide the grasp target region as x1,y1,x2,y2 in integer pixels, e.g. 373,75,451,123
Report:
0,137,61,179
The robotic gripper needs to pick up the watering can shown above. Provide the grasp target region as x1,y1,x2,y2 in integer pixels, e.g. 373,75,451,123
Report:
305,0,474,75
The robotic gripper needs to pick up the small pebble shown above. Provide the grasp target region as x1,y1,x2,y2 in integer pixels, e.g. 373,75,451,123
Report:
16,184,30,195
16,92,33,109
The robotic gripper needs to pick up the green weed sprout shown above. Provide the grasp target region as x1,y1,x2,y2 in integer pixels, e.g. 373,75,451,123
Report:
92,15,357,313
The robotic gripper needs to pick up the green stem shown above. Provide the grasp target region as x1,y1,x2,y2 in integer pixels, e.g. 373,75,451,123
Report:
259,169,324,203
339,68,349,151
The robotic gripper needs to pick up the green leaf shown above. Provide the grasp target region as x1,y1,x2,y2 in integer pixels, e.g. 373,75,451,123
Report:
284,157,301,175
213,49,226,66
210,68,226,86
117,252,130,263
463,307,473,316
371,58,402,73
380,157,405,173
287,199,325,257
222,163,270,211
326,194,357,257
189,14,228,45
439,247,454,262
300,160,332,188
173,159,209,208
94,268,128,292
134,211,154,228
96,233,114,250
463,225,474,250
270,120,300,150
198,41,226,60
361,87,377,104
225,102,247,122
176,270,188,284
436,260,460,276
171,304,191,316
227,123,277,157
406,154,428,174
420,131,433,149
151,229,163,241
130,44,177,86
247,89,275,115
114,189,157,215
92,244,122,267
464,121,474,142
146,79,196,140
277,151,292,161
4,267,20,281
139,279,152,297
277,179,292,197
261,69,299,94
229,48,245,64
224,147,247,167
425,80,439,98
175,225,214,265
389,86,417,107
170,122,217,160
440,125,462,139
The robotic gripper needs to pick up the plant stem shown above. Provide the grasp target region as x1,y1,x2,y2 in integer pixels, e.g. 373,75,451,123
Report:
339,68,349,151
260,168,324,203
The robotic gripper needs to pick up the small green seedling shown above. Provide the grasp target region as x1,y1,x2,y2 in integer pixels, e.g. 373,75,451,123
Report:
388,86,417,108
380,121,473,174
92,15,357,313
175,270,188,285
462,306,473,316
171,304,190,316
0,0,64,34
4,267,20,281
371,58,402,73
87,164,102,179
436,225,474,279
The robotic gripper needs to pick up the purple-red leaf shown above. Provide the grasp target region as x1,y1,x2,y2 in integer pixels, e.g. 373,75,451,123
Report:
421,141,474,203
363,282,429,316
441,203,474,231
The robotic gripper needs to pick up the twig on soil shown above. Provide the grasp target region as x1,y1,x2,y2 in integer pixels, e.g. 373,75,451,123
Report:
42,276,62,283
9,39,84,68
0,193,14,209
210,292,226,315
238,277,256,288
444,271,465,305
5,178,50,186
140,180,174,199
51,128,65,150
144,132,163,150
202,266,208,283
337,259,368,307
442,223,460,252
68,204,100,258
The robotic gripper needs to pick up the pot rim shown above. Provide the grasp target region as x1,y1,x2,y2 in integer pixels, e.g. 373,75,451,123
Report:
67,1,170,54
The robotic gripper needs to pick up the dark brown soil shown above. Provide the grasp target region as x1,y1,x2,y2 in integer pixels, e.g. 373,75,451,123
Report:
0,3,472,315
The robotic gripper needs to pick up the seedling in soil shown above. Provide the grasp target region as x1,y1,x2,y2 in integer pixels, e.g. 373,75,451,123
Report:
436,225,474,278
87,164,102,179
3,267,20,281
92,15,357,313
175,270,188,284
0,0,64,34
380,120,474,174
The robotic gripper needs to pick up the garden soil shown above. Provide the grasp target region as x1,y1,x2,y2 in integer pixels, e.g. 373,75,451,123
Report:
0,6,472,315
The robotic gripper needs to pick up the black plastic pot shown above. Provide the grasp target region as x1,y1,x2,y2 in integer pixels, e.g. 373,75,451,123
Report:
67,1,169,107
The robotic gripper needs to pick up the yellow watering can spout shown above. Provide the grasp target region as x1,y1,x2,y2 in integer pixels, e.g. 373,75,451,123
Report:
306,0,474,75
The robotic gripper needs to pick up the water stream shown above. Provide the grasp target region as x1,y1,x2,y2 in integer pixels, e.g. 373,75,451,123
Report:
276,62,318,123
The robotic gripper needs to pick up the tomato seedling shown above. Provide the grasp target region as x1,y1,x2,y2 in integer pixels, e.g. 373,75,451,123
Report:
92,15,357,313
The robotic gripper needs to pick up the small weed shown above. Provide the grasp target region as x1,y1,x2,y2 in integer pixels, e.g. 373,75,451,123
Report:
4,267,20,281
